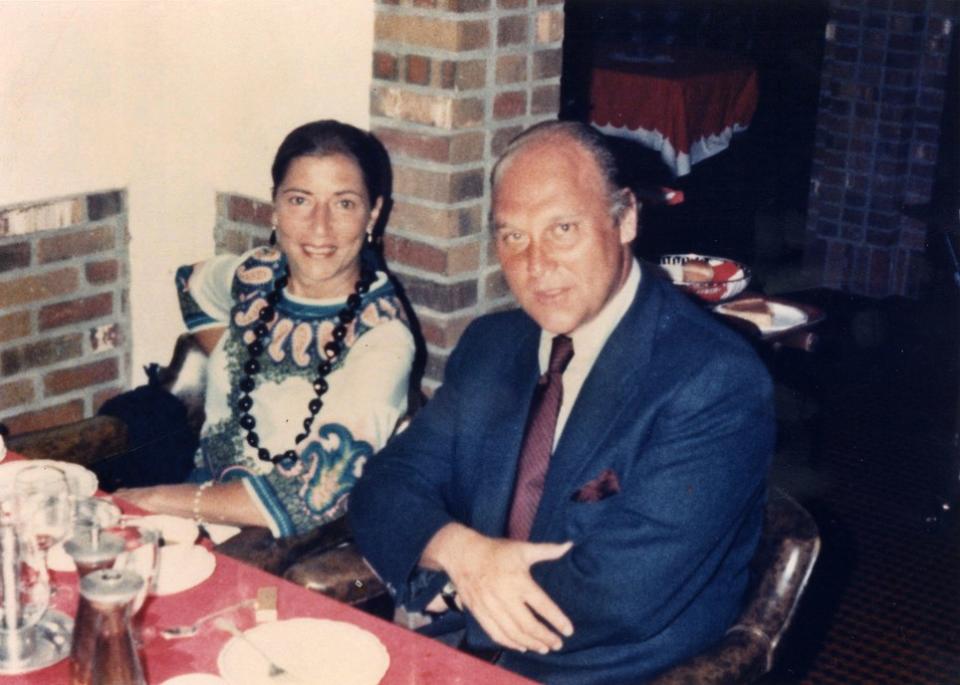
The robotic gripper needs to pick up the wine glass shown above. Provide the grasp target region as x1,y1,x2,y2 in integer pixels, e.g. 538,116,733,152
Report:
14,466,72,556
62,498,124,577
72,497,121,543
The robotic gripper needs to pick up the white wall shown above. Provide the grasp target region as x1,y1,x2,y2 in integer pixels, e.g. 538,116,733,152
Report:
0,0,374,374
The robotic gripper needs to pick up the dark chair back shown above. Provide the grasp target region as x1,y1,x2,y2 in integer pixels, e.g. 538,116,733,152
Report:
649,488,820,684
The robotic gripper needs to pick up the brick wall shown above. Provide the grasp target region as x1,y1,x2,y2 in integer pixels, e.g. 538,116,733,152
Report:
372,0,564,388
804,0,958,297
214,193,273,255
0,191,130,435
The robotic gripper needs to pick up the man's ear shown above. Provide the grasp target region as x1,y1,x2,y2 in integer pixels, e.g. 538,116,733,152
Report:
616,189,639,245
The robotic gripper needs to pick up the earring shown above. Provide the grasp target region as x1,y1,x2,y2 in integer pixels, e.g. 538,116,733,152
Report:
269,225,277,246
365,232,374,245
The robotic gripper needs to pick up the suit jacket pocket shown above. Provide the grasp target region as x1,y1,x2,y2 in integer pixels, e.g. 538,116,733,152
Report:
570,467,621,503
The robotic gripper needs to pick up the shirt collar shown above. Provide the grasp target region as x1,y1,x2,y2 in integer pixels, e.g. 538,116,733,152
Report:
538,258,641,373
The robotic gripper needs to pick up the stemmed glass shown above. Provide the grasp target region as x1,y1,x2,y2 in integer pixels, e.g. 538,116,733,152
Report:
14,466,72,560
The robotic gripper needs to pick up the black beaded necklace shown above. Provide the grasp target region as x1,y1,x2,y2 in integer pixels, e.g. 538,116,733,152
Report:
236,264,374,466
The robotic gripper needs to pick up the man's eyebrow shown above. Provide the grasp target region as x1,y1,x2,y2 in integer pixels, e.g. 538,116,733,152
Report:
280,186,312,195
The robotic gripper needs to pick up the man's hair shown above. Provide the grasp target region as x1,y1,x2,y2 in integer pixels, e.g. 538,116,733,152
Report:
490,120,633,222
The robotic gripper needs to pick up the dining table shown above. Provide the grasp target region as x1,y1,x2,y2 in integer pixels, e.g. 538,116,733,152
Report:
0,451,537,685
589,47,759,177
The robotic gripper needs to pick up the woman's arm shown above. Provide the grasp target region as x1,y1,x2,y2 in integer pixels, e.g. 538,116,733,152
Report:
115,480,268,527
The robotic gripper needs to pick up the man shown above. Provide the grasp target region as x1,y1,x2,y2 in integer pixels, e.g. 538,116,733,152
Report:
350,121,774,684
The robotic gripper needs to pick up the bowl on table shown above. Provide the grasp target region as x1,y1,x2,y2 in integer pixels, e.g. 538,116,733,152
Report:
659,253,751,303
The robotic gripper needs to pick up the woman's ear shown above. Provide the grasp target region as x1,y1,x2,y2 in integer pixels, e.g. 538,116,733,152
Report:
367,196,384,232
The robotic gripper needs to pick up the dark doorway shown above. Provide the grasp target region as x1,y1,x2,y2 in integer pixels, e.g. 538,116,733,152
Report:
561,0,828,286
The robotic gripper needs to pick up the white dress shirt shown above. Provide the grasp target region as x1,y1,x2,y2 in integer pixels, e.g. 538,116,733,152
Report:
537,259,641,449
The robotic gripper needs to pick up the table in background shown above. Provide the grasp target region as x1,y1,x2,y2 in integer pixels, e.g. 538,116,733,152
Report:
590,48,759,177
1,452,535,685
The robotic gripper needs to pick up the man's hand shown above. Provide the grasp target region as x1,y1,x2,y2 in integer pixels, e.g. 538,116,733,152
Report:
421,523,573,654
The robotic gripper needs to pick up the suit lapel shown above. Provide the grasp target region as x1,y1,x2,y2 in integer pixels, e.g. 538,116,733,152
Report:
470,321,541,536
531,267,664,539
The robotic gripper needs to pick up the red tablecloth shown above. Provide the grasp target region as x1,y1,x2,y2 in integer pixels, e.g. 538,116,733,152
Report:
590,48,759,176
0,453,535,684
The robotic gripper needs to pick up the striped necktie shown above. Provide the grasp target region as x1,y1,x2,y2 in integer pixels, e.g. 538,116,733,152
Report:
506,334,575,540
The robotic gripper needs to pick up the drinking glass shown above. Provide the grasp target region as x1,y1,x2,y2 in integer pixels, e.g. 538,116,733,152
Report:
110,526,159,615
0,520,50,665
14,466,72,555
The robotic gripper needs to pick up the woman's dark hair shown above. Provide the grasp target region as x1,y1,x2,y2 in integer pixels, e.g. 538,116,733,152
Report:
270,120,392,208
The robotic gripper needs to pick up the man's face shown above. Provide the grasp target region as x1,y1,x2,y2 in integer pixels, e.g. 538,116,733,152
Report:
493,140,636,335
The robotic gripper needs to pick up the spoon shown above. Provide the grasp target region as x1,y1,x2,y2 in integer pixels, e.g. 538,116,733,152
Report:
159,599,256,639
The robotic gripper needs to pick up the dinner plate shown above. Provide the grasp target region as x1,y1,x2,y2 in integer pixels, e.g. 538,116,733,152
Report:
715,301,808,334
218,618,389,685
0,459,98,499
154,544,216,596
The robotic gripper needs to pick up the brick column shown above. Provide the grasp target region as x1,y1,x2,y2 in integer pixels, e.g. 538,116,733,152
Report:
803,0,958,297
371,0,564,388
0,191,131,433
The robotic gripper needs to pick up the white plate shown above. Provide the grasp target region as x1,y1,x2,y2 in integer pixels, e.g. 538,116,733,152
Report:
716,301,808,334
0,460,98,499
159,675,228,685
218,618,389,685
154,544,216,596
126,515,199,545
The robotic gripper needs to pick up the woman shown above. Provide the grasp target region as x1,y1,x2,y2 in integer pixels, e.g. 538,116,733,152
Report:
119,121,415,537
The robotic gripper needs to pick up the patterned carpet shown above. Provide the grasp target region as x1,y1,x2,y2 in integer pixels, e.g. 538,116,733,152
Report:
759,288,960,685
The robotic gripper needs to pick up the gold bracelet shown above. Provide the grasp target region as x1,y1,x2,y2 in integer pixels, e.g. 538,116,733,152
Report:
192,481,213,525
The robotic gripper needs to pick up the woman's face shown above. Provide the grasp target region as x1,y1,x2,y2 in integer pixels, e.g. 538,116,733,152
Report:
272,154,381,299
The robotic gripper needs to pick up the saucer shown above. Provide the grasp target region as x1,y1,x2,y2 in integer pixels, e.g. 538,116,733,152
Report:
154,544,216,595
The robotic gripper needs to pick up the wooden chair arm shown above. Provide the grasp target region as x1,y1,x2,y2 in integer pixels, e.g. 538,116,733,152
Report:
283,544,391,618
7,416,128,468
648,630,767,685
213,515,352,576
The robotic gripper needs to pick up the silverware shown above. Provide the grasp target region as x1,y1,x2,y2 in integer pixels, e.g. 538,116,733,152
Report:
159,599,256,639
214,617,295,681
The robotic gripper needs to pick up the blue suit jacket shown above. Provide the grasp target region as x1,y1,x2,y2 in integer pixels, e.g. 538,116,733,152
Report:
350,264,774,684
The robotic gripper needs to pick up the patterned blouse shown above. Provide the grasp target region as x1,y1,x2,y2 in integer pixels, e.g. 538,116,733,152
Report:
176,246,414,537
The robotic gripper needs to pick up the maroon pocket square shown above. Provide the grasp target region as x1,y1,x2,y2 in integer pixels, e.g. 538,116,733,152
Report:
571,468,621,503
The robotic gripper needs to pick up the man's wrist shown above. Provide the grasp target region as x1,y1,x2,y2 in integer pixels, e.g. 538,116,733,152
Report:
420,522,473,573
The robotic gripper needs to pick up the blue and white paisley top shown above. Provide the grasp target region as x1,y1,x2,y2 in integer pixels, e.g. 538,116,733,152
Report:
176,246,415,537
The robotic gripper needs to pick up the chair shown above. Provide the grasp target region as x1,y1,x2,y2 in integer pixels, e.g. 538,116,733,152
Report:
649,488,820,685
6,333,391,616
